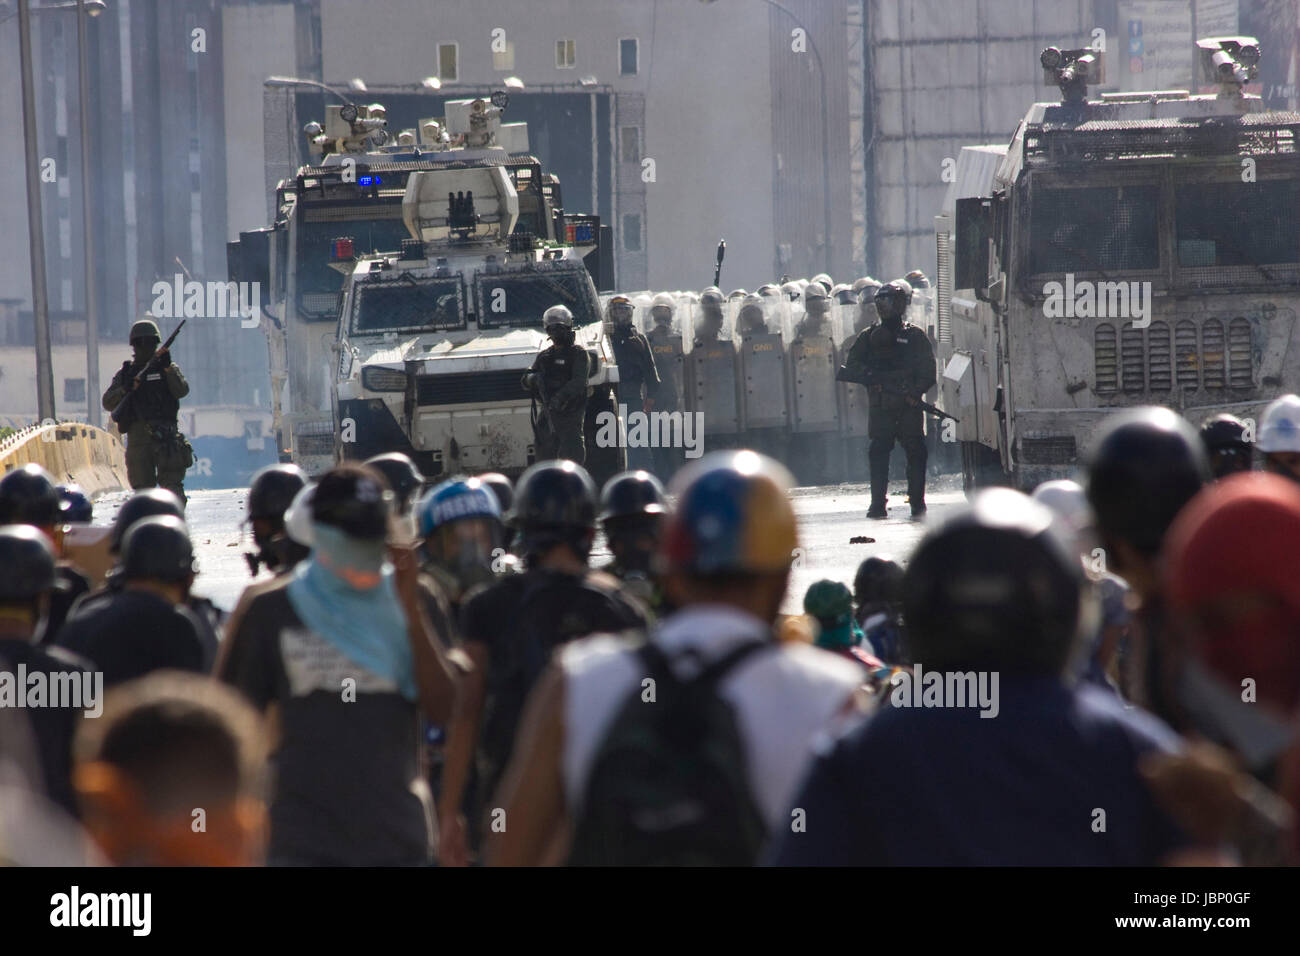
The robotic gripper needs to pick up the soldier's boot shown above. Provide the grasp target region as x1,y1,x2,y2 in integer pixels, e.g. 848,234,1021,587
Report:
867,437,892,518
901,434,929,518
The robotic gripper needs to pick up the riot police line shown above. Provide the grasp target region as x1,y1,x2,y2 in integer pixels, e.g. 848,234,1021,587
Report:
586,275,947,490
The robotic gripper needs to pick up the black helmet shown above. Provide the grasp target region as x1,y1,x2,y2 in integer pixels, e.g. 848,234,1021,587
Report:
247,464,308,523
902,489,1085,675
0,463,61,527
57,484,93,523
874,279,913,323
364,452,425,513
509,460,597,532
109,488,185,553
312,464,393,540
477,472,514,515
1085,407,1210,557
1200,414,1248,451
120,515,196,582
0,524,56,602
600,470,667,523
853,554,904,607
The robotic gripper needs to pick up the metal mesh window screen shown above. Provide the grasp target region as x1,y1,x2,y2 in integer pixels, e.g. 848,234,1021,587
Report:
1029,185,1159,274
353,279,465,333
1176,180,1300,267
475,273,595,329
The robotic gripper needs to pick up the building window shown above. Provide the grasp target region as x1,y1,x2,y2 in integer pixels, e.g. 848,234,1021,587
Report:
619,38,639,76
556,39,576,69
439,43,459,81
492,41,515,71
622,213,642,252
64,378,86,404
620,126,641,164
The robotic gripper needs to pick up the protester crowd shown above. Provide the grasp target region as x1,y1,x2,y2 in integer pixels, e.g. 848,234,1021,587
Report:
1,395,1298,866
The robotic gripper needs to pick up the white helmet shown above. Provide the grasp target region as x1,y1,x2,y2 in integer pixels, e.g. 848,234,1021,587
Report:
542,304,575,329
1031,479,1096,555
283,483,318,547
651,292,675,311
811,272,834,290
1258,394,1300,453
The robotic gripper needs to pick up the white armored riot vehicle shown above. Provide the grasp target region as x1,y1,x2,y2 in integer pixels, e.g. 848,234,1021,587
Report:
228,90,617,478
330,99,622,481
936,38,1300,490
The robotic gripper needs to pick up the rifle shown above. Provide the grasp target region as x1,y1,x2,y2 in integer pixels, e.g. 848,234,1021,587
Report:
529,369,558,438
834,363,960,423
110,320,187,427
713,239,726,288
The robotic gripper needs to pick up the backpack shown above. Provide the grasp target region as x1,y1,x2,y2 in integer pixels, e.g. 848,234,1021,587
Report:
567,637,770,866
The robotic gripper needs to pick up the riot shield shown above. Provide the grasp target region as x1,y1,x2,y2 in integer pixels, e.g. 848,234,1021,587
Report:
736,297,789,431
837,303,871,440
790,302,841,434
634,292,655,335
646,308,685,415
685,297,740,438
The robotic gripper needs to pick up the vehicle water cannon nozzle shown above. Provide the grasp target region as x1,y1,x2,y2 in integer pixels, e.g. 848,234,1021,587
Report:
1197,37,1261,96
1041,46,1104,104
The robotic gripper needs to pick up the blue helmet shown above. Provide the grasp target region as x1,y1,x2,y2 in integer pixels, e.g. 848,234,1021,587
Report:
417,476,502,538
57,483,94,523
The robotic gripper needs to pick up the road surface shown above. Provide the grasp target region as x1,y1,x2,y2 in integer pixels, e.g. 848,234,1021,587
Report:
94,474,967,616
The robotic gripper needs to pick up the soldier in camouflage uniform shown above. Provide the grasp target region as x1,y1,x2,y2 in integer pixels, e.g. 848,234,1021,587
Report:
102,318,192,503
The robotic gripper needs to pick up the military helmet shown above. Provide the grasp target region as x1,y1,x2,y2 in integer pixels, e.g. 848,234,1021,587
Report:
542,304,575,329
600,470,667,523
120,515,197,582
659,450,797,576
508,460,598,532
608,295,635,325
247,464,308,524
0,524,57,602
364,452,425,513
651,292,675,311
803,282,829,302
830,282,856,305
905,269,931,289
852,276,880,295
874,279,913,322
699,286,724,307
417,476,501,538
0,463,61,527
811,272,834,290
780,281,802,301
129,318,162,343
109,488,186,553
477,472,514,515
1085,407,1210,557
57,484,94,524
903,488,1086,675
853,554,903,608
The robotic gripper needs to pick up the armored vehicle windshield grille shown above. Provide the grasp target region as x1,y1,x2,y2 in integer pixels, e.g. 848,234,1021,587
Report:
1097,318,1255,394
417,369,531,407
1029,185,1159,274
1175,179,1300,270
1020,436,1077,464
353,277,466,333
475,271,597,329
294,419,335,457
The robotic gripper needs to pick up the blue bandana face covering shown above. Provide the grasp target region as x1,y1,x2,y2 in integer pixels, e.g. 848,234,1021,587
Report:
285,523,417,701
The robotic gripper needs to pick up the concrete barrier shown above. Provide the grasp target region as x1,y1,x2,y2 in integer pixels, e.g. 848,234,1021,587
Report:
0,421,129,497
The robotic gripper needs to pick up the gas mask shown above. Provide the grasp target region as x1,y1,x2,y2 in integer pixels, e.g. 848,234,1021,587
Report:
132,338,159,364
547,325,576,348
